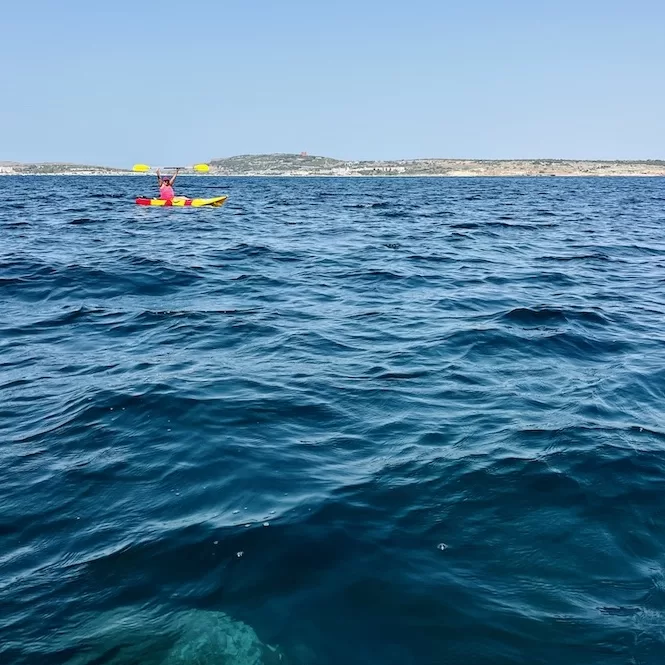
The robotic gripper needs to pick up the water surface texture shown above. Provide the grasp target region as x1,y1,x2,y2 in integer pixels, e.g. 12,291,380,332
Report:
2,176,665,665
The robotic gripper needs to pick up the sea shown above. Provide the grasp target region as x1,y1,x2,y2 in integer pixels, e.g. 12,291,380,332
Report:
1,175,664,665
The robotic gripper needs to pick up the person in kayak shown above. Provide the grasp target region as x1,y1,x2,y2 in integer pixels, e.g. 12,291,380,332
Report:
157,168,179,200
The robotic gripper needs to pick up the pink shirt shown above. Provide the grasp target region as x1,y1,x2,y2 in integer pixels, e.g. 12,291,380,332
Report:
159,184,175,200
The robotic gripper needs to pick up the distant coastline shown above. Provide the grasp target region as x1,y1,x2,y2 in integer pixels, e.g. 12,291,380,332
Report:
2,154,665,177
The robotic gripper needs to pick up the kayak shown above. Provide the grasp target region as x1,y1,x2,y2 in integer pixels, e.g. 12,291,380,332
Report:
135,196,227,207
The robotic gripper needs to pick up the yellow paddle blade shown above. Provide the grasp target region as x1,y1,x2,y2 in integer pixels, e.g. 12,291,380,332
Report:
132,164,150,173
193,163,210,173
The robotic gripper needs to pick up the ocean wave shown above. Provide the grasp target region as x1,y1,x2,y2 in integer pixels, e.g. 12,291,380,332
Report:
497,305,609,326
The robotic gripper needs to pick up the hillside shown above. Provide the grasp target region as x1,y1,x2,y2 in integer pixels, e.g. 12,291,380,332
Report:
209,154,665,177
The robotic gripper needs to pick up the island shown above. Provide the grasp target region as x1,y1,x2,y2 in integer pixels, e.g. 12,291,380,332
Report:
1,155,664,177
0,162,130,175
208,154,665,177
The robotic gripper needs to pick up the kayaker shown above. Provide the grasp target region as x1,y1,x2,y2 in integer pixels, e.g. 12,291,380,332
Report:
157,168,179,201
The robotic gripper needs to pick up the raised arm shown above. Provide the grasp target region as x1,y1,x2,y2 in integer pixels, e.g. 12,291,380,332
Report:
157,168,162,187
169,168,179,186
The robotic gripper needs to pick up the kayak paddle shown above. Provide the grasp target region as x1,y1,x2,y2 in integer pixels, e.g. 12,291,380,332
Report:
132,163,210,173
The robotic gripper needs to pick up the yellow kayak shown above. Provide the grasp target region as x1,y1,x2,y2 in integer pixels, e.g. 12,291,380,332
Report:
135,196,227,208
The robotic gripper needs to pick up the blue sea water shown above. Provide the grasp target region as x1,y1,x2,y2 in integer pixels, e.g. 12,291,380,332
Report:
1,175,665,665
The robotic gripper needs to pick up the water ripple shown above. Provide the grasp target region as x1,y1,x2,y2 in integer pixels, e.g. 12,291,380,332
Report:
1,176,664,665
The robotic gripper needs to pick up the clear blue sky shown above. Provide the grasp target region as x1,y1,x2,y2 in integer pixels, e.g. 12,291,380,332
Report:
2,0,663,165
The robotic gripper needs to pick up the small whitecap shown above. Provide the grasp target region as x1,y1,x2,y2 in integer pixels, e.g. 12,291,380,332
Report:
437,543,448,551
236,551,244,558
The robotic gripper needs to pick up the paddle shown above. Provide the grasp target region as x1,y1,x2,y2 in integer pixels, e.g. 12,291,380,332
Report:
132,163,210,173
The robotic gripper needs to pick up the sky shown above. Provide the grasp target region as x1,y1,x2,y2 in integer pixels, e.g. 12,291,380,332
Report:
2,0,664,165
